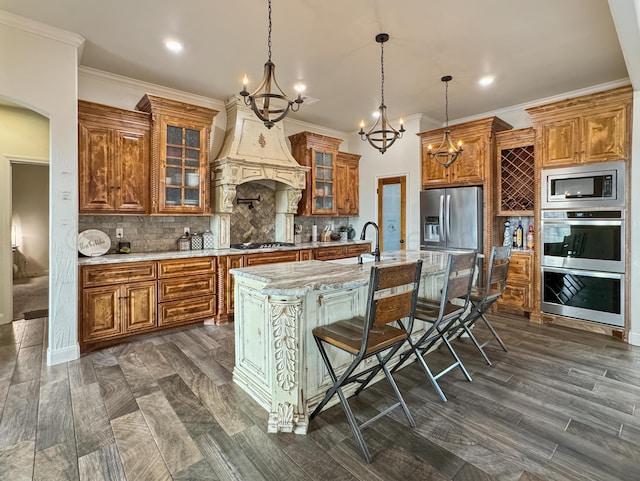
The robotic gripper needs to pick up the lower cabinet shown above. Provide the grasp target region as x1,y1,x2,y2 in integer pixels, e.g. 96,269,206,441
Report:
80,258,216,350
496,251,533,313
81,261,157,345
80,244,371,349
157,257,216,327
313,243,371,260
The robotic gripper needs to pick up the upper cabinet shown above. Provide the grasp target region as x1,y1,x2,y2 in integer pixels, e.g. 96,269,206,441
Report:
418,117,512,189
335,151,361,216
526,86,632,168
78,101,151,214
289,131,343,216
136,94,218,215
495,128,535,216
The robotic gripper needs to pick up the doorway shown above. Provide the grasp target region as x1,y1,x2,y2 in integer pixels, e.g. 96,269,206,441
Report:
10,160,50,320
377,176,407,251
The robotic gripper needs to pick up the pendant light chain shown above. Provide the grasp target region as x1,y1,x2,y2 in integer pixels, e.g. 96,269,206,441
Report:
444,79,449,127
267,0,272,62
240,0,304,128
358,33,405,154
380,39,385,106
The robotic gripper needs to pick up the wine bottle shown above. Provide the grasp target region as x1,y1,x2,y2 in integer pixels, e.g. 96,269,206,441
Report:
516,218,524,248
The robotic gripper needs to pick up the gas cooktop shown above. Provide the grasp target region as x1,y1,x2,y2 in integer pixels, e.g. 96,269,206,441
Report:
230,242,296,250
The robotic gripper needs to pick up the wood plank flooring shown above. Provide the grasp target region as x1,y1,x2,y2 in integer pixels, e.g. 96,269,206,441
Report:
0,313,638,480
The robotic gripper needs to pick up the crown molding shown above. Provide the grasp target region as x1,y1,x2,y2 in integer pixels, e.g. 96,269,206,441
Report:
0,10,84,50
78,66,225,111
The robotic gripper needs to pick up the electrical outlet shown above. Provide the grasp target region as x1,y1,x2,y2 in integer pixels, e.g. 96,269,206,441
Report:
184,227,190,235
116,228,124,239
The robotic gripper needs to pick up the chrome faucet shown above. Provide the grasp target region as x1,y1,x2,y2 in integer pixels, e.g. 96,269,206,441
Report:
360,221,380,261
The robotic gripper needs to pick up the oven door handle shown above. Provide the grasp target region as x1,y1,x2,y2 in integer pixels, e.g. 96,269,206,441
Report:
541,220,623,226
541,265,624,280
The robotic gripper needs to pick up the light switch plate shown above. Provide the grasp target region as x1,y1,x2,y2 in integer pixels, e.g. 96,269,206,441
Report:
116,228,124,239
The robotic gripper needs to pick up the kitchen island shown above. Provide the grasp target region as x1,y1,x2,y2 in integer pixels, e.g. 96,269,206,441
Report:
230,249,452,434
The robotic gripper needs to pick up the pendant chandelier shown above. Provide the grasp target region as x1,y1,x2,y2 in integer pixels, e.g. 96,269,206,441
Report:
427,75,463,168
240,0,304,129
359,33,405,154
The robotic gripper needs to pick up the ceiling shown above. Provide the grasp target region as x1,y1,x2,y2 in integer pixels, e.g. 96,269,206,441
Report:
0,0,630,132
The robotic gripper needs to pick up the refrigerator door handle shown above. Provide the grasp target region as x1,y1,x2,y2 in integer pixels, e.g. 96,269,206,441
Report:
445,194,451,240
439,195,445,242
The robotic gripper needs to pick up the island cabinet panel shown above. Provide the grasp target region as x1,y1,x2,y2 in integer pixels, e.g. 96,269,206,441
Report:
526,86,632,168
78,100,151,214
496,251,533,313
157,257,216,327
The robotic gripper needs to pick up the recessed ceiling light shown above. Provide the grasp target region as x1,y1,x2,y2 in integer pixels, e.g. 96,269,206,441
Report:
164,39,184,53
479,76,494,87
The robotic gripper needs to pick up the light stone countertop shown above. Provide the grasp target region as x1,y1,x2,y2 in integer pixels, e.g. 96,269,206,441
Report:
77,240,372,266
230,249,455,296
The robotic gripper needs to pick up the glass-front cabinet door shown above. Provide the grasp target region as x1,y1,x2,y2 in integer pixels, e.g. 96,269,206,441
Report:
162,122,206,212
312,150,336,214
136,94,218,215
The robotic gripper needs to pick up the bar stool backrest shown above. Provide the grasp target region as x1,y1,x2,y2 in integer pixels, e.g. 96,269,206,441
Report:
436,251,477,318
369,261,423,330
483,246,512,303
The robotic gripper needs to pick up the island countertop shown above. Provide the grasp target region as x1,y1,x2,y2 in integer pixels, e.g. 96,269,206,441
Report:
230,249,452,296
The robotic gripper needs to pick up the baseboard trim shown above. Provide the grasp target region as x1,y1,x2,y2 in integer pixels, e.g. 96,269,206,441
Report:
47,344,80,366
629,330,640,347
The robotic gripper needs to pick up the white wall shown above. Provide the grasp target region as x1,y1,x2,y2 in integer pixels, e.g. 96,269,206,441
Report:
347,114,439,250
12,163,49,277
0,11,84,365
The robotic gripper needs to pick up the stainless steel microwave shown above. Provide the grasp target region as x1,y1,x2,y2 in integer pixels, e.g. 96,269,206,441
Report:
541,161,625,209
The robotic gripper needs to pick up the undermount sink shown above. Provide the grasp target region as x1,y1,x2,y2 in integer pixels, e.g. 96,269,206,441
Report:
330,253,382,265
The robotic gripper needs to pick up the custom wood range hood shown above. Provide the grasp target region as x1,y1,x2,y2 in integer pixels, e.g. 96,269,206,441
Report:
210,95,309,249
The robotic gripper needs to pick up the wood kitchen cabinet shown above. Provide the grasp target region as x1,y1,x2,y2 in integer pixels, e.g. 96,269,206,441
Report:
496,251,533,313
495,128,535,216
313,243,371,260
215,254,244,324
80,261,157,345
335,151,360,216
418,117,512,189
157,257,216,327
78,101,151,214
136,94,218,215
289,131,343,216
526,86,632,168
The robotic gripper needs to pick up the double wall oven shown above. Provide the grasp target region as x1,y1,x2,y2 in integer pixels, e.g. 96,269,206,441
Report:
540,162,625,327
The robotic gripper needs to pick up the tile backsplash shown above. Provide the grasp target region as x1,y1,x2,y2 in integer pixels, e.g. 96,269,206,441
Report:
79,215,212,253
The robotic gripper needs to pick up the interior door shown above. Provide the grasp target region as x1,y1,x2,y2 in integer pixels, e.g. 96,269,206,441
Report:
377,176,406,251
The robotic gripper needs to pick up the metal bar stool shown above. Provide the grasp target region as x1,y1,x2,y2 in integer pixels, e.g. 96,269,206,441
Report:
391,251,477,402
309,260,423,463
450,245,511,365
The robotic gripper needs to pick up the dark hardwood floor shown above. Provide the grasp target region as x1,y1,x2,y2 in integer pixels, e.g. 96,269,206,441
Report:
0,313,638,481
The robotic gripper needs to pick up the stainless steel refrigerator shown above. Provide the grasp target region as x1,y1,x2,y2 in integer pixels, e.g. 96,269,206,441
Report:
420,186,483,252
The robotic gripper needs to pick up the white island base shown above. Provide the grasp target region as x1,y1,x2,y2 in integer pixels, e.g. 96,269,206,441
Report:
231,250,451,434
